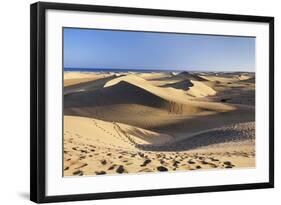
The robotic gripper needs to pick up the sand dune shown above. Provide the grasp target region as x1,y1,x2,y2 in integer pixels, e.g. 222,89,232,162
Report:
240,76,255,83
175,71,207,81
64,75,118,95
64,115,255,176
200,75,237,83
64,72,98,80
161,79,193,90
200,75,255,106
64,71,256,176
137,72,216,97
66,80,192,111
64,72,114,87
104,75,192,103
65,73,217,98
187,80,216,97
65,74,203,115
238,75,251,81
64,74,240,134
64,73,253,137
199,72,254,83
64,116,173,149
141,122,255,151
136,72,172,80
105,74,217,100
64,116,254,152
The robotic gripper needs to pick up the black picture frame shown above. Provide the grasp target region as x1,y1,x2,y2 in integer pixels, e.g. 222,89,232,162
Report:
30,1,274,203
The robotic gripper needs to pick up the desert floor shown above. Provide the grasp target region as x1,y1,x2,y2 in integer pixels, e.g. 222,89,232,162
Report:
63,71,255,176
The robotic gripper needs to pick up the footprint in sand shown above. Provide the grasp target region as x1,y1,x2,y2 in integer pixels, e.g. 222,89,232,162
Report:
201,161,209,165
75,163,88,169
108,164,117,170
100,160,107,165
73,170,83,176
157,166,168,172
208,162,218,168
223,161,235,168
223,161,232,166
210,157,219,162
140,159,152,167
173,160,180,167
95,171,106,175
160,159,166,165
116,165,127,174
188,160,195,164
139,168,153,172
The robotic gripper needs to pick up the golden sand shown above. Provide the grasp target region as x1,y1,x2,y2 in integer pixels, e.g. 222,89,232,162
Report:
63,71,255,176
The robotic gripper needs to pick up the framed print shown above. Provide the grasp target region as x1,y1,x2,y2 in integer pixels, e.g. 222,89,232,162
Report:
30,2,274,203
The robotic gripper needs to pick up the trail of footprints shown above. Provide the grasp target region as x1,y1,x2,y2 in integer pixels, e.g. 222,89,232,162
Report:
64,121,254,176
91,120,137,148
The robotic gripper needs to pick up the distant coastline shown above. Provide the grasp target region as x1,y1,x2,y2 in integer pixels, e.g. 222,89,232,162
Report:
64,67,254,73
64,67,183,73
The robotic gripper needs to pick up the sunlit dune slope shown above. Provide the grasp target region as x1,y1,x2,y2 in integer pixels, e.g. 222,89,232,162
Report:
64,115,173,150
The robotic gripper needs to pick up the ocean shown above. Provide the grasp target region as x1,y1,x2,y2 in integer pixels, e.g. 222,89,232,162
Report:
64,67,182,73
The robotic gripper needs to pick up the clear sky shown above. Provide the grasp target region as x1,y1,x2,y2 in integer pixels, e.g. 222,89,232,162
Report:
64,28,255,72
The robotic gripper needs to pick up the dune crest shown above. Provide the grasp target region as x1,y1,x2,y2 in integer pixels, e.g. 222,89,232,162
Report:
161,79,193,90
65,77,201,115
175,71,207,81
187,80,216,97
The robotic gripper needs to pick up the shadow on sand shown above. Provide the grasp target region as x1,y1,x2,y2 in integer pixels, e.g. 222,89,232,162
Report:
138,124,254,152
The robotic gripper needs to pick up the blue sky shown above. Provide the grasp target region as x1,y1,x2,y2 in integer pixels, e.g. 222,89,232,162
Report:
64,28,255,72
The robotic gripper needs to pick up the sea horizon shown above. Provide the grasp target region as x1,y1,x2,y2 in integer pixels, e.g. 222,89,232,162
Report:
64,67,254,73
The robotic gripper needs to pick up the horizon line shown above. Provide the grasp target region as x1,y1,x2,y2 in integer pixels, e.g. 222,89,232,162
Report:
64,67,255,73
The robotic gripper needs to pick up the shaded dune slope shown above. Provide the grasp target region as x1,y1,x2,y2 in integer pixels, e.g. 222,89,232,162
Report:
161,79,194,90
147,71,207,82
64,75,118,95
65,80,200,114
175,71,207,81
140,122,255,151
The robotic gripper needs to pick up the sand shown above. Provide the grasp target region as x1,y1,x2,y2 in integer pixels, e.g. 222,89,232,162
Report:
63,71,255,176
